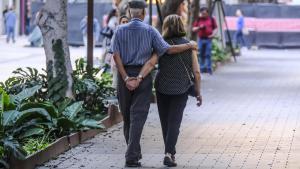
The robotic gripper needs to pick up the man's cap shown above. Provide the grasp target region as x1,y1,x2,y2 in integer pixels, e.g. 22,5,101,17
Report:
128,0,147,9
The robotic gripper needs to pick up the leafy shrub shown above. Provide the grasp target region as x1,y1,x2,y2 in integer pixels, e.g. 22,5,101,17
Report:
1,85,103,168
73,59,115,117
0,67,47,102
212,39,230,63
0,58,114,167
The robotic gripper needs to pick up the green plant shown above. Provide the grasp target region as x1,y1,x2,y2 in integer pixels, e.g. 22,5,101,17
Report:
22,136,52,155
0,67,47,102
0,57,115,167
73,58,115,116
2,85,49,161
212,39,229,63
0,85,103,167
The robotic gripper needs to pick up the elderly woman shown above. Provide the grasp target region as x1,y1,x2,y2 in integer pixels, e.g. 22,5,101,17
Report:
139,14,202,167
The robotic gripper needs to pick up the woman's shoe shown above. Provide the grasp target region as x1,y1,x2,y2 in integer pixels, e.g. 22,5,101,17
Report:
125,160,141,168
163,153,177,167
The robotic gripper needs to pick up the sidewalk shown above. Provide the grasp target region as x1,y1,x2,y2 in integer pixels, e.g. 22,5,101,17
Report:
37,49,300,169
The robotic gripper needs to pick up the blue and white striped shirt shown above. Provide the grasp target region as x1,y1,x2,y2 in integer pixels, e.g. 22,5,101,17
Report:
111,18,170,66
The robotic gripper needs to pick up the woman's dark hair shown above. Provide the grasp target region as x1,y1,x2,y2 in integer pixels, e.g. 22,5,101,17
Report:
162,14,186,39
107,9,117,24
119,15,129,24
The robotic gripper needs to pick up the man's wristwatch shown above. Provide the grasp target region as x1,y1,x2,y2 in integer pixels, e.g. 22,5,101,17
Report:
137,74,143,81
124,76,130,82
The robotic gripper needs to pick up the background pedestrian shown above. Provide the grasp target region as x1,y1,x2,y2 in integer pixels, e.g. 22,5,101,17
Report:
235,9,247,49
192,7,217,75
5,7,17,43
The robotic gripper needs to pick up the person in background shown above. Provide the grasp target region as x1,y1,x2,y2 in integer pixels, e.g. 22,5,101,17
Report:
235,9,247,49
117,0,129,16
2,5,9,34
138,14,202,167
28,12,43,47
80,16,100,57
5,7,17,43
111,15,130,90
2,5,8,18
192,7,217,75
101,9,118,65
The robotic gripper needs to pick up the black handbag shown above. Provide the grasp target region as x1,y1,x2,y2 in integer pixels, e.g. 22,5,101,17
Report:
100,27,113,38
171,40,197,97
179,55,197,97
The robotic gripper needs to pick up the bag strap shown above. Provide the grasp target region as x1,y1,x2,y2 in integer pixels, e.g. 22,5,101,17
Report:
170,40,194,84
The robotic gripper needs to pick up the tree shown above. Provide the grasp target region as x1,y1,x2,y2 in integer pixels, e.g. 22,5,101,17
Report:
187,0,200,40
37,0,74,105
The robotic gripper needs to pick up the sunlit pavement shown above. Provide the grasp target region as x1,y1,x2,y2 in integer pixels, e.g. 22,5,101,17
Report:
0,36,104,82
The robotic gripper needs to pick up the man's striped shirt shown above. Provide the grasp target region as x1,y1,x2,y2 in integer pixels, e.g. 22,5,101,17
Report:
111,18,170,66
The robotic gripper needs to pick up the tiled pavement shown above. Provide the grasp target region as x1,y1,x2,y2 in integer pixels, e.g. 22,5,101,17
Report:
38,50,300,169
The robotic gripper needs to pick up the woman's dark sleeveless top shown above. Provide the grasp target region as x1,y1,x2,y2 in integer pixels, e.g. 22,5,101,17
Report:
155,37,193,95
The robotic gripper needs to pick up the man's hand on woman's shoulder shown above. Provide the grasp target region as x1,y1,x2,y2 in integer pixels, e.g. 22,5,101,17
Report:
188,41,198,51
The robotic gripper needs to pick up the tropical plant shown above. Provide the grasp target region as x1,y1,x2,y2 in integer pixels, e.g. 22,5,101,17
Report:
0,84,103,168
0,67,47,102
73,59,115,117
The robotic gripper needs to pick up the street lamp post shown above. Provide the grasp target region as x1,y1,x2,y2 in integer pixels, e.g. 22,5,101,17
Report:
87,0,94,76
149,0,152,25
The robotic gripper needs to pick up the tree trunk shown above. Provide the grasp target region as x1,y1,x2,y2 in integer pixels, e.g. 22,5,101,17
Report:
187,0,200,40
37,0,74,104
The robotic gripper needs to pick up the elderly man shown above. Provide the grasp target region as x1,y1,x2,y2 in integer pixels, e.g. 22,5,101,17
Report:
111,0,197,167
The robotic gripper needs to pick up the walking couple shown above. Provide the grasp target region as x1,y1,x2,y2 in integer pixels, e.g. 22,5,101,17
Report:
111,0,202,167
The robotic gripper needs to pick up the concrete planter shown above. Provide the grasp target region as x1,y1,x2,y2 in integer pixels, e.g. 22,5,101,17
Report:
9,136,69,169
68,132,80,148
79,129,102,143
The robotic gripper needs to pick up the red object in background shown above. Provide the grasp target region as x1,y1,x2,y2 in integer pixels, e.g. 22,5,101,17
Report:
193,17,217,38
226,16,300,32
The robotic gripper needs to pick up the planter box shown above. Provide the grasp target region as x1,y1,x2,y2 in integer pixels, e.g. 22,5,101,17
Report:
68,132,80,148
101,104,123,129
9,136,69,169
79,129,102,142
8,108,122,169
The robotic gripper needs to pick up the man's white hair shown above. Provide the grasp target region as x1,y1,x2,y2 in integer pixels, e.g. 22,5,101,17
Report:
129,8,144,17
